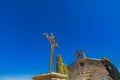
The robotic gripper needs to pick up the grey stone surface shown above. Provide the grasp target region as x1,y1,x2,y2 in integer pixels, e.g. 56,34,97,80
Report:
68,50,113,80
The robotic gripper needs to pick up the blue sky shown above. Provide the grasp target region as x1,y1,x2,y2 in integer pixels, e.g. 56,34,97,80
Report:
0,0,120,80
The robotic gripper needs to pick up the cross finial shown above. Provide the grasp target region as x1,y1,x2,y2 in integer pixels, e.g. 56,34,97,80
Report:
44,32,58,47
44,32,58,72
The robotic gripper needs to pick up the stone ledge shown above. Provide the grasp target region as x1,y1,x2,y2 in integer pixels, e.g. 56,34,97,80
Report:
32,72,68,80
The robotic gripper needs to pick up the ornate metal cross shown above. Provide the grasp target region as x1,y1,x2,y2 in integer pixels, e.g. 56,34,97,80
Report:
44,33,58,72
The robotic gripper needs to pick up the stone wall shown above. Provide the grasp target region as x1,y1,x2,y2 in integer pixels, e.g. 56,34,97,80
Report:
68,58,113,80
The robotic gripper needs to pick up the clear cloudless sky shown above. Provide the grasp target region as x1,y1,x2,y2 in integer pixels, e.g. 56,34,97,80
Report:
0,0,120,79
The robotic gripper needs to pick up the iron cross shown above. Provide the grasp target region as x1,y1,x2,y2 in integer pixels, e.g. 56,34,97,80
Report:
44,33,58,72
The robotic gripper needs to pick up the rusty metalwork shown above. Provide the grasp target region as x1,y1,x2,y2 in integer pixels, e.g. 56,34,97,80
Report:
44,33,58,72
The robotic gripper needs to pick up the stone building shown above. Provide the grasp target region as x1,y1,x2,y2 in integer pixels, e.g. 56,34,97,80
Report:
32,33,119,80
68,50,113,80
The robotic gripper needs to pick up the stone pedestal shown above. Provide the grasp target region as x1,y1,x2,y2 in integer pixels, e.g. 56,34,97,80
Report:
32,72,68,80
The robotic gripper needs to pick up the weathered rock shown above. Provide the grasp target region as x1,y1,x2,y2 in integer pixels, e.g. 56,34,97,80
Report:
68,50,113,80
